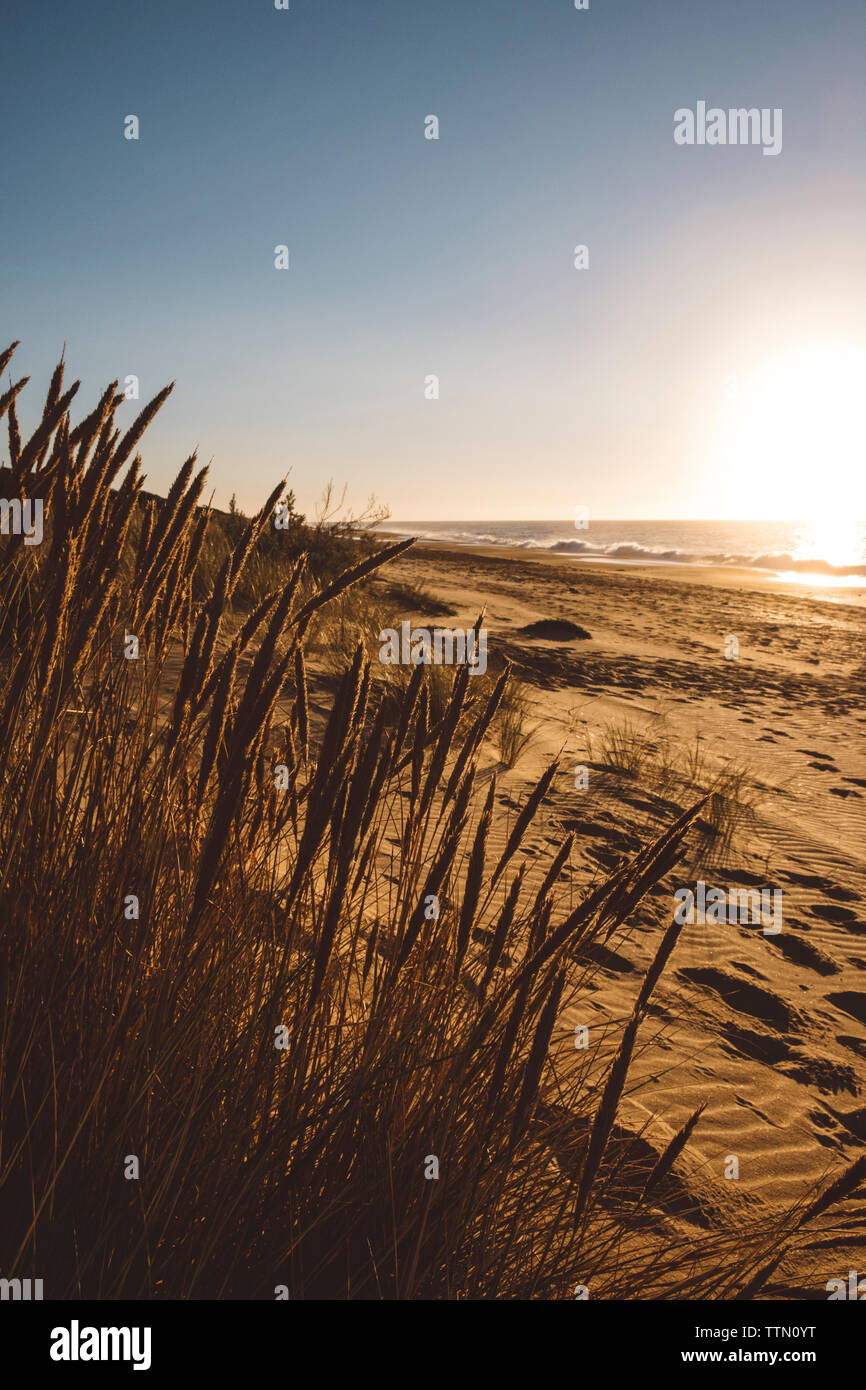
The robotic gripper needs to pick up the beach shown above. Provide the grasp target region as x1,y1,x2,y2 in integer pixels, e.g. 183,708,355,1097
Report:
5,351,866,1305
372,539,866,1289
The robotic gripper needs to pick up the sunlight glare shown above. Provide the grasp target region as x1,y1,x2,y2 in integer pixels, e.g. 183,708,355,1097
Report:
720,340,866,521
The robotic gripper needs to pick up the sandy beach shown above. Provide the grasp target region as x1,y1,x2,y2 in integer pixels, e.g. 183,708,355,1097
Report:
370,540,866,1291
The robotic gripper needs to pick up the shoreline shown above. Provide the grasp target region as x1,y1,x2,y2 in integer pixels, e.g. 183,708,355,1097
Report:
381,535,866,608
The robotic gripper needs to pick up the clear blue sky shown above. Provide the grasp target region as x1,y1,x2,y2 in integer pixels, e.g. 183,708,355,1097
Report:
2,0,864,520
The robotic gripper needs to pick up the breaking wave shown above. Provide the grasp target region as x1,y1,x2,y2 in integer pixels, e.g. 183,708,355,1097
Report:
382,523,866,582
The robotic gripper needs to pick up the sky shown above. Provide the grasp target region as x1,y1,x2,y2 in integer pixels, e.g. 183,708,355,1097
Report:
2,0,865,521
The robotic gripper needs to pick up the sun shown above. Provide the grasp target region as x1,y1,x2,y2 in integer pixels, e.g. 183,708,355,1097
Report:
718,339,866,521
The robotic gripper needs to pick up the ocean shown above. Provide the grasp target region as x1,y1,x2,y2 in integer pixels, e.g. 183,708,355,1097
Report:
379,519,866,587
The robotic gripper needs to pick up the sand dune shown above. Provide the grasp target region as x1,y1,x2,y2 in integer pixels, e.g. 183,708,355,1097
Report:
373,541,866,1294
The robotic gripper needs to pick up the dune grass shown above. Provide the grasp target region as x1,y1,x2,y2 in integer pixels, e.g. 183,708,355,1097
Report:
493,679,539,770
590,720,762,860
593,718,659,780
0,345,861,1300
381,577,457,618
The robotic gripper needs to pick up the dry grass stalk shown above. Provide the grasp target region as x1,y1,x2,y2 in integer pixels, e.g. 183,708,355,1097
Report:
0,345,859,1301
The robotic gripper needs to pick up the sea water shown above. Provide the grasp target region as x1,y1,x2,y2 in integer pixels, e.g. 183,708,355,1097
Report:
378,519,866,588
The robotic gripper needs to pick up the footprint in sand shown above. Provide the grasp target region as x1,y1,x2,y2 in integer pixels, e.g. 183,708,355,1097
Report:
826,1106,866,1143
787,1059,859,1096
764,932,840,976
830,787,862,798
718,1022,790,1064
827,992,866,1027
678,966,800,1031
578,942,636,975
785,871,827,890
719,1025,857,1095
823,885,861,903
809,903,862,928
726,868,771,888
588,844,627,871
